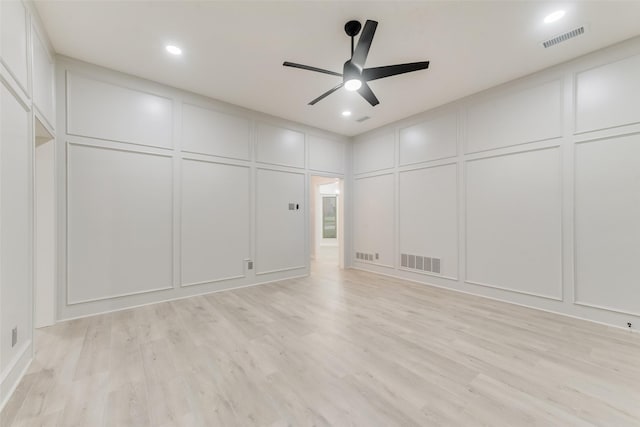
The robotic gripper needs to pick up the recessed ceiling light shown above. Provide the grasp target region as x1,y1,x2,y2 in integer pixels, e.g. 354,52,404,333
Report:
344,79,362,91
341,111,352,117
165,45,182,55
544,10,565,24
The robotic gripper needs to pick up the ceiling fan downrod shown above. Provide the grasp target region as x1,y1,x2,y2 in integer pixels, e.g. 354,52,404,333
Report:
344,20,362,58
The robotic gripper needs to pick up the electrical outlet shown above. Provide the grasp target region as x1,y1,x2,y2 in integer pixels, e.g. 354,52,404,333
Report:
12,327,17,347
628,322,633,329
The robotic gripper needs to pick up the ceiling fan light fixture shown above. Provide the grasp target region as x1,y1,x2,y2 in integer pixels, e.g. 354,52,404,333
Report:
344,79,362,91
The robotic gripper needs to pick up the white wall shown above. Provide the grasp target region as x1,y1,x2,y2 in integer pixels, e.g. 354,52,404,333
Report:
351,35,640,330
56,56,349,320
0,0,56,411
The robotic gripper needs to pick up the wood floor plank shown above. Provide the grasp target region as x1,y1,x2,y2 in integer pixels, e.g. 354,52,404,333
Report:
2,262,640,426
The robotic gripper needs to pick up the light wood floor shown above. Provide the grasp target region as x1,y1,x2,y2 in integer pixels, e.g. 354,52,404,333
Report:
2,261,640,426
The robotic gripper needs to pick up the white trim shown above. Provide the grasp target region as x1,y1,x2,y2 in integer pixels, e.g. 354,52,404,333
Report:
180,274,247,288
464,279,563,302
255,265,306,276
57,273,308,323
0,341,32,408
350,266,639,334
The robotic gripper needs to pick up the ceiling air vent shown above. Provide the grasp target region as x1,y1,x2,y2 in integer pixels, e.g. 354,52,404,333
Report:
356,116,371,123
542,26,584,48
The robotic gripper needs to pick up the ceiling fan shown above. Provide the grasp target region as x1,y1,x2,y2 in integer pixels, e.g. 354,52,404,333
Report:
283,19,430,107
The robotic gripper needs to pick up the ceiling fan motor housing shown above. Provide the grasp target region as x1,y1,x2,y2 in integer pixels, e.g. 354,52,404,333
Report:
343,60,362,81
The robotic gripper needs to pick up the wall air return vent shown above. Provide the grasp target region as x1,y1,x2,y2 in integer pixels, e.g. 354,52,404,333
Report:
431,258,441,274
542,26,584,48
400,253,441,275
401,254,408,267
357,252,376,263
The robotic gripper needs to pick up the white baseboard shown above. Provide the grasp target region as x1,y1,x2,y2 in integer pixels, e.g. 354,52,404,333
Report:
349,266,640,334
0,340,33,413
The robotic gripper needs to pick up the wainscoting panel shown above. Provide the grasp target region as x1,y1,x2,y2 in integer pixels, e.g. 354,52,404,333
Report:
255,168,306,274
181,159,250,286
181,103,250,160
353,131,394,174
353,173,394,267
465,147,563,299
399,112,457,165
308,135,346,174
67,143,174,303
399,163,458,278
466,80,562,153
575,134,640,316
66,72,173,148
256,122,305,169
575,53,640,133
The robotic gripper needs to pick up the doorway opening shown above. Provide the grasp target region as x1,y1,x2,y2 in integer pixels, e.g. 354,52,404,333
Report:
34,117,55,328
310,175,344,273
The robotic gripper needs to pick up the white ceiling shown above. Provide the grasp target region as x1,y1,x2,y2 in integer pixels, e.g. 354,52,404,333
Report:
35,1,640,137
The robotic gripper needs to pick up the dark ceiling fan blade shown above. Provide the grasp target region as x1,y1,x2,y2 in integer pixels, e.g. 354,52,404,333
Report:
283,61,342,77
309,82,344,105
351,20,378,68
363,61,430,81
357,82,379,106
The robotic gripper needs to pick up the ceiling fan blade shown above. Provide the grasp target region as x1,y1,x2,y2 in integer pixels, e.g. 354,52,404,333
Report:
283,61,342,77
351,20,378,68
357,82,379,107
363,61,430,81
309,82,344,105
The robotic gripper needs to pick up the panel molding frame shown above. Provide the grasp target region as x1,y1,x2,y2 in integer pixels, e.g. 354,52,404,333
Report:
180,101,251,161
573,52,640,136
65,70,174,150
0,67,31,113
255,265,306,276
352,260,395,269
572,133,640,317
398,161,460,280
65,140,175,305
254,166,307,276
463,279,563,302
353,171,395,269
307,133,346,175
397,267,458,282
30,19,56,131
398,110,459,167
352,129,396,176
463,78,564,155
181,152,250,167
180,274,247,288
573,300,640,318
178,157,251,287
255,120,306,169
463,145,564,302
0,0,30,100
573,123,640,144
